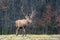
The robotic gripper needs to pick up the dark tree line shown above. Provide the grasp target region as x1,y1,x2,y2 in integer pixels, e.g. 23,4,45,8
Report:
0,0,60,34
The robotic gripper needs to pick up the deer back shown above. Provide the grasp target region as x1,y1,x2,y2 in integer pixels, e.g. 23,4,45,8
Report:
15,19,29,27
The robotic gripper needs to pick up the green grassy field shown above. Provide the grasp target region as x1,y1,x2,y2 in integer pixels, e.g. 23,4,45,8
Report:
0,34,60,40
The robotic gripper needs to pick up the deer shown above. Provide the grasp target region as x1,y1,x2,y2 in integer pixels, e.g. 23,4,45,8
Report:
15,6,36,36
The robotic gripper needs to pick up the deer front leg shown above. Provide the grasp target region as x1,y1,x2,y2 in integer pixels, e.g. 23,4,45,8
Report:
16,27,19,36
22,27,26,36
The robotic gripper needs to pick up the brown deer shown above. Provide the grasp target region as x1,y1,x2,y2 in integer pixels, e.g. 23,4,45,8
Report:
15,6,35,36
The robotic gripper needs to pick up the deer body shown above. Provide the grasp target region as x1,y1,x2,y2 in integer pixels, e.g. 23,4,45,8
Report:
16,19,29,28
16,18,32,36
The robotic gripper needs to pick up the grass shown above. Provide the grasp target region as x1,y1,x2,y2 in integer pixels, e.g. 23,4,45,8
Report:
0,34,60,40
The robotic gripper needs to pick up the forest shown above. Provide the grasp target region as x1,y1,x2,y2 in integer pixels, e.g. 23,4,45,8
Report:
0,0,60,34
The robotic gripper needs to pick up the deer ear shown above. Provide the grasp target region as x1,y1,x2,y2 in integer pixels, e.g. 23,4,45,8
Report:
28,15,31,18
25,15,27,19
25,15,28,19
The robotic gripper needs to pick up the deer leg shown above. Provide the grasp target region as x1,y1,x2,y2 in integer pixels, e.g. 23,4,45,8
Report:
16,27,19,36
22,27,26,36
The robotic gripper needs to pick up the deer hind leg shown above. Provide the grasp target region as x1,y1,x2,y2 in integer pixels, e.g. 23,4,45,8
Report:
16,27,19,36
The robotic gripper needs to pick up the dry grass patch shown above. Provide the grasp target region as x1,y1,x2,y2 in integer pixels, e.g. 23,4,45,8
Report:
0,34,60,40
